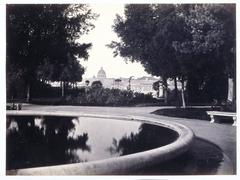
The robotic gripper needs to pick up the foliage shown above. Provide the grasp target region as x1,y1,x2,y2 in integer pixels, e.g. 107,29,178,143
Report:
91,80,103,88
152,81,160,92
83,87,158,106
29,86,158,106
109,4,236,103
6,4,98,101
85,80,90,86
108,4,190,106
174,4,236,101
83,87,133,106
108,4,186,80
173,5,235,66
219,100,236,112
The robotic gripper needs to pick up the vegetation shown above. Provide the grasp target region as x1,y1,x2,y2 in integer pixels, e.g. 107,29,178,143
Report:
109,4,236,106
6,4,98,102
29,86,158,106
6,4,236,107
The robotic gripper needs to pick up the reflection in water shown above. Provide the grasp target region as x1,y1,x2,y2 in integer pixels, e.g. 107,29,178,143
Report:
6,116,226,175
7,116,178,170
62,117,143,162
108,124,178,155
6,116,90,170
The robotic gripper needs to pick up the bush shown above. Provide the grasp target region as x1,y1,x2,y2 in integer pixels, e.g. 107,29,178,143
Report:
83,88,134,106
23,83,158,106
131,92,158,104
62,87,158,106
219,100,236,112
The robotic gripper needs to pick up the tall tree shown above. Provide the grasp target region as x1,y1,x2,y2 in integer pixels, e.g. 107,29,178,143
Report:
173,4,236,103
7,4,97,101
109,4,235,105
108,4,189,105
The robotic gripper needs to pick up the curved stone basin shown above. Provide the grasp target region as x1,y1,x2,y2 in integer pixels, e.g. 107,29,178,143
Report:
6,111,195,175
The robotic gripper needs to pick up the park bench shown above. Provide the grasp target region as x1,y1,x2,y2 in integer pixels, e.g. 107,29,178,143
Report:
206,111,236,126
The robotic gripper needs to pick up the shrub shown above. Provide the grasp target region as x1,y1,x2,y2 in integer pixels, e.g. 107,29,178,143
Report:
220,100,236,112
71,87,157,106
26,85,158,106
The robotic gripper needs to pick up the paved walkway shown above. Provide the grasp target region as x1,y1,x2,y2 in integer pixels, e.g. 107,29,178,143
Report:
19,104,237,172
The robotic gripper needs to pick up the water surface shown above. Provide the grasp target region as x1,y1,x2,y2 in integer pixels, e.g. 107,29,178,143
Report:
6,115,178,170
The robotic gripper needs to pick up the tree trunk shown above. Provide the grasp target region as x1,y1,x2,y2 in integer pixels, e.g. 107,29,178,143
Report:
233,77,236,112
164,90,168,104
233,77,236,102
26,84,31,103
61,81,65,97
227,77,236,111
181,81,186,108
227,77,234,102
174,77,179,107
163,78,168,105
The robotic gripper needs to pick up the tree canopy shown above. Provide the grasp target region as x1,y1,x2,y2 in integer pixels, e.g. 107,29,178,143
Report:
109,4,236,103
109,5,188,80
173,4,236,79
7,4,98,101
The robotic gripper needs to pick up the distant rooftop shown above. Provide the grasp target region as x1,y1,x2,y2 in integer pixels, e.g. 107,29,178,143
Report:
97,67,106,79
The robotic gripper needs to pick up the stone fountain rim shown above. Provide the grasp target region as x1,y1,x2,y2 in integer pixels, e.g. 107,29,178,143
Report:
6,110,195,175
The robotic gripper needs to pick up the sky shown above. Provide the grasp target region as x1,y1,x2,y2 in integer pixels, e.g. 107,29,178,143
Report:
79,4,150,79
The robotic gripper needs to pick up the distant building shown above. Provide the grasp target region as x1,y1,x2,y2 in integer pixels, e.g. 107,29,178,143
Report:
97,67,107,79
79,67,160,97
51,67,182,98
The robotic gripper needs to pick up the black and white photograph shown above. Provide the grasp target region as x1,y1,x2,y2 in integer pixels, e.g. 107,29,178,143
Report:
2,0,238,178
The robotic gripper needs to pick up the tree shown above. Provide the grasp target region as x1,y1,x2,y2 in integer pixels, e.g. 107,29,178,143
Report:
91,80,103,89
152,81,160,98
85,80,90,86
108,4,189,105
173,4,236,103
109,4,236,106
7,4,98,101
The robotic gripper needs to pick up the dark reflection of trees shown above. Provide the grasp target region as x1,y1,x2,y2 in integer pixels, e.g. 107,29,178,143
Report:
6,116,90,170
108,123,178,156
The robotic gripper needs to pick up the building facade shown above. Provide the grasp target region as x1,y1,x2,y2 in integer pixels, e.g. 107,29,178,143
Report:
79,67,160,96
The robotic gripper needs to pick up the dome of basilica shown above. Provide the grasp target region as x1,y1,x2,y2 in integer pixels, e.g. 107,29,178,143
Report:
97,67,106,79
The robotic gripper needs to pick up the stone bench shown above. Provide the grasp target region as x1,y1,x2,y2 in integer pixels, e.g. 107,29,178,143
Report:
206,111,236,126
